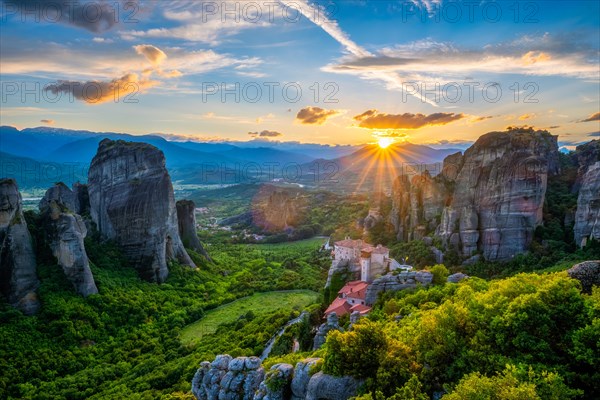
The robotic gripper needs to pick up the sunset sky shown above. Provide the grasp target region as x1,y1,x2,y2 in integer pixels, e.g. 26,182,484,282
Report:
1,0,599,147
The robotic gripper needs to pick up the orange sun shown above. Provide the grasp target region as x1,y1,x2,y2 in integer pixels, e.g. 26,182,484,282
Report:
377,137,394,149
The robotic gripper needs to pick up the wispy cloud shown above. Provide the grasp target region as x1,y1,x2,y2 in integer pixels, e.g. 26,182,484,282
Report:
353,110,466,129
579,112,600,122
248,130,283,137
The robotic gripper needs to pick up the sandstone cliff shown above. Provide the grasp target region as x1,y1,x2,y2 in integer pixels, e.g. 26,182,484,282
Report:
88,139,195,282
0,179,40,314
252,187,305,232
39,183,98,296
176,200,211,261
390,128,560,261
574,162,600,247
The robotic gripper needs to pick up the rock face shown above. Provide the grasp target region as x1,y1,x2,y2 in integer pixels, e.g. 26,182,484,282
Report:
447,272,469,283
192,355,265,400
252,187,305,232
40,184,98,297
192,355,359,400
313,312,342,350
390,171,448,242
88,139,195,282
176,200,211,260
390,129,560,262
574,162,600,248
365,270,433,305
568,261,600,293
0,179,40,315
305,372,360,400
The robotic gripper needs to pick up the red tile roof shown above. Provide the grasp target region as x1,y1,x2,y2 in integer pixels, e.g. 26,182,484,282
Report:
350,304,372,314
338,281,369,300
324,297,352,316
334,239,388,254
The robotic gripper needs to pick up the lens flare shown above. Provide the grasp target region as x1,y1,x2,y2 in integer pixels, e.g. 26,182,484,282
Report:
377,137,394,149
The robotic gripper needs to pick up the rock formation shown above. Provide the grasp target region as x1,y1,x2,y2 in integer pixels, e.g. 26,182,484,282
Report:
568,260,600,293
365,270,433,305
192,355,265,400
39,184,98,297
447,272,469,283
0,178,40,315
252,187,305,232
574,162,600,248
192,355,359,400
573,140,600,192
176,200,211,260
389,128,560,262
88,139,195,283
390,171,448,242
313,312,342,350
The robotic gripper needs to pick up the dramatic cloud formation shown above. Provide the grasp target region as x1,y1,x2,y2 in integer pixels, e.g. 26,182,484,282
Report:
248,130,283,137
40,119,55,125
296,107,342,125
2,0,139,32
134,45,167,66
579,112,600,122
353,110,466,130
44,73,157,104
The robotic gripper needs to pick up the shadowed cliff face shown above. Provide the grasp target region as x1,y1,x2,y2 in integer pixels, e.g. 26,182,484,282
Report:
88,139,195,283
390,129,561,261
176,200,211,261
574,162,600,247
39,183,98,297
0,179,40,315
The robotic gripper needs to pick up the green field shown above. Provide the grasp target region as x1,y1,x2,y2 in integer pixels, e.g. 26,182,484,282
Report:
180,290,318,344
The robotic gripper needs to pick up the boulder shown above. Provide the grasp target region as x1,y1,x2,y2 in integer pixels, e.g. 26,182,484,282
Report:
313,312,342,350
254,363,294,400
192,355,264,400
87,139,195,283
305,372,359,400
447,273,469,283
291,358,320,400
0,178,40,315
568,261,600,293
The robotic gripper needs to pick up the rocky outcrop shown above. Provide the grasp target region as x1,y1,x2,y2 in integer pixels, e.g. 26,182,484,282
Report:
447,272,469,283
389,129,560,262
313,312,342,350
176,200,211,260
0,179,39,315
39,184,98,297
252,187,305,232
574,162,600,248
192,355,265,400
390,171,448,242
305,372,360,400
365,270,433,305
568,260,600,293
255,363,294,400
573,140,600,192
88,139,195,283
438,129,559,261
192,356,359,400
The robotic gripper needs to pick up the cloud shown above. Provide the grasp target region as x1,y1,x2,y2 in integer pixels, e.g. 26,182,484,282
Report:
579,112,600,122
324,33,600,85
40,119,55,125
353,110,466,130
248,130,283,138
588,131,600,137
44,73,157,104
296,107,342,125
121,0,271,45
519,113,536,120
2,0,139,32
134,45,167,66
472,115,493,122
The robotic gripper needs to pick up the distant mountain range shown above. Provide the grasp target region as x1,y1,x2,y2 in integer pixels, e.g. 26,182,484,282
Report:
0,126,461,192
